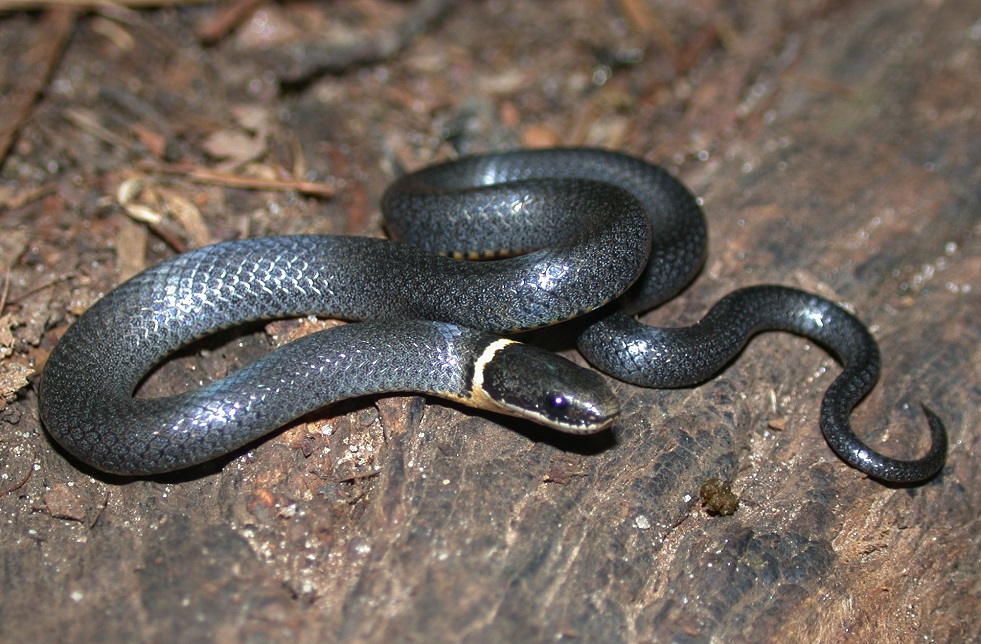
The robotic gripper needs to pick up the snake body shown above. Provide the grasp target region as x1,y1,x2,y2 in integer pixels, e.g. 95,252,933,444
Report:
38,149,946,482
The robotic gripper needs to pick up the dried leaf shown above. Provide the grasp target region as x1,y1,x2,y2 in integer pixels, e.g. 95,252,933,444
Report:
201,129,267,166
0,359,34,412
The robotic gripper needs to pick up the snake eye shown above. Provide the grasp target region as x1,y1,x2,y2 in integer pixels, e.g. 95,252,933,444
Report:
545,393,568,411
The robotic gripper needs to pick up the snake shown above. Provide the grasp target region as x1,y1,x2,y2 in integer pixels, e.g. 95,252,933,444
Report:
38,149,947,482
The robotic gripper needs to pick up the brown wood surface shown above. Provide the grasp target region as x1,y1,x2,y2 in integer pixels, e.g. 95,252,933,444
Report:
0,1,977,641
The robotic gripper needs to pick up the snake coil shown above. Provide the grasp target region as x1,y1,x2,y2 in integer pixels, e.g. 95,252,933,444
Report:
39,149,946,481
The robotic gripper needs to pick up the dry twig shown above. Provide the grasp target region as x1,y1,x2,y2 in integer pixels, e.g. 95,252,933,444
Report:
0,8,77,168
146,162,336,198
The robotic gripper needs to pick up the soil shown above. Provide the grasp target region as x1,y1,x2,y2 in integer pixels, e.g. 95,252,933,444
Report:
0,0,977,641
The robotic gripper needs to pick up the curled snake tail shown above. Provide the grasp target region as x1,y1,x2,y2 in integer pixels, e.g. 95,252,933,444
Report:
820,394,947,483
577,284,947,483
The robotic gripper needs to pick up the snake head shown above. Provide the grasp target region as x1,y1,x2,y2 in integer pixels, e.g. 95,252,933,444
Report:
471,339,620,434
